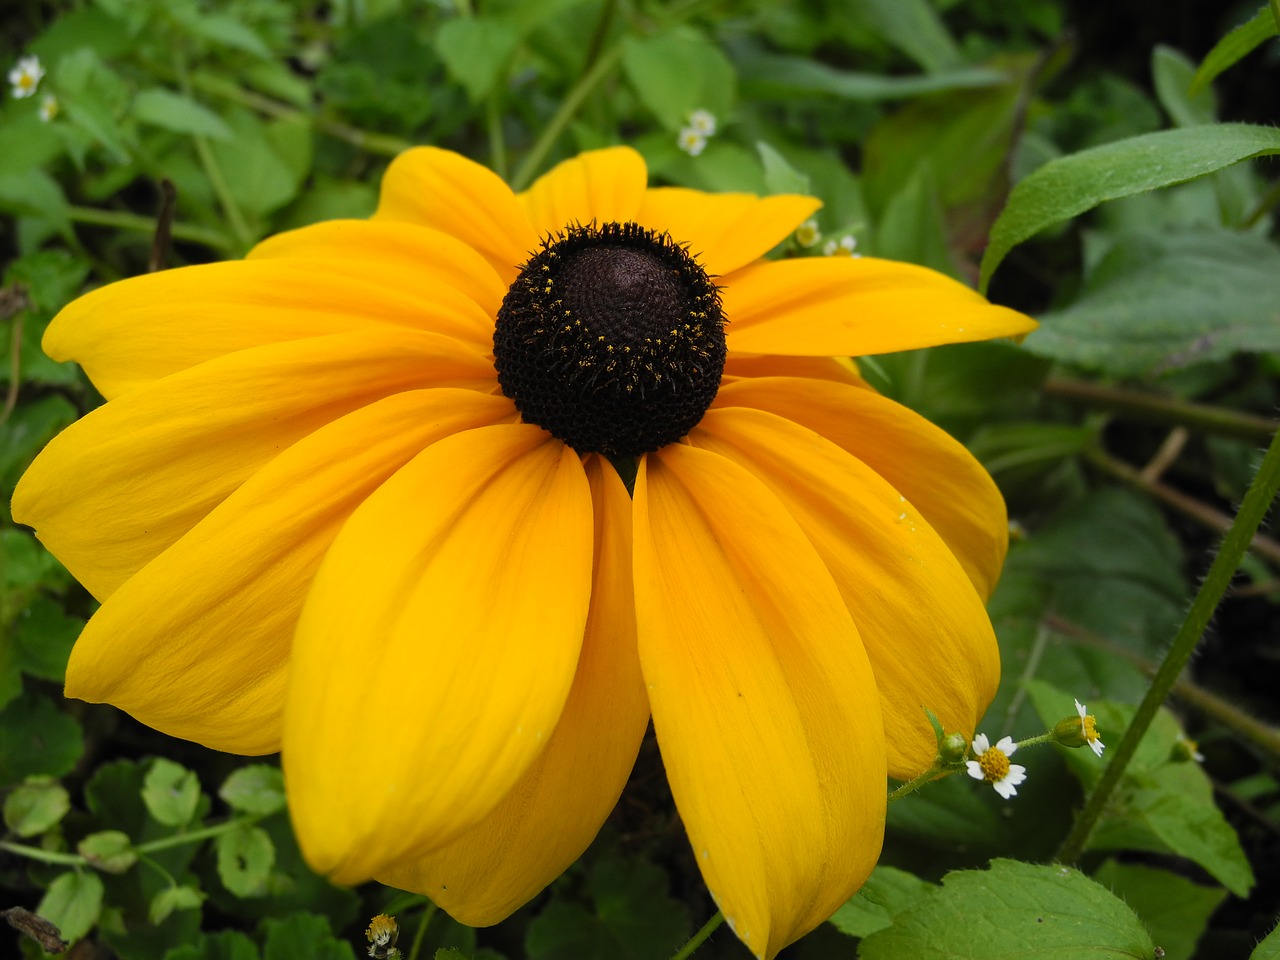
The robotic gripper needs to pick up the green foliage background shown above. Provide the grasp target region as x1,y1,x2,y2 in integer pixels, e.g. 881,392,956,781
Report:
2,1,1279,959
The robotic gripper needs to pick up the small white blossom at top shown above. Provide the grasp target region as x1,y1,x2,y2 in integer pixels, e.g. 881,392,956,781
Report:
1175,733,1205,763
794,219,821,248
8,55,45,99
823,234,860,257
38,92,58,123
966,733,1027,800
1075,699,1105,757
677,126,708,157
686,108,717,137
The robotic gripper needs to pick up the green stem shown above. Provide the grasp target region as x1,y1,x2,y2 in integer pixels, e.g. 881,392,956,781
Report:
887,764,957,803
486,94,508,181
133,817,261,855
510,43,624,192
405,903,437,960
671,911,725,960
67,205,234,252
1057,426,1280,865
0,841,85,866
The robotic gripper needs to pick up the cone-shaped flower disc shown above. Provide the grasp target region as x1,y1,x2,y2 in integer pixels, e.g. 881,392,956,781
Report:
12,145,1036,959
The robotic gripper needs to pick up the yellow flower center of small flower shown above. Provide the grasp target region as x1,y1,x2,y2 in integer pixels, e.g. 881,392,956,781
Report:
978,748,1011,783
493,221,725,458
366,914,397,947
1082,716,1099,742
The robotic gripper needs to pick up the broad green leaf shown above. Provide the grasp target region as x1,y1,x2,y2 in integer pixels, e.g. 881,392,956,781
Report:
262,913,357,960
852,0,961,71
220,765,287,816
142,758,202,827
3,776,71,837
133,88,233,139
11,595,81,682
874,163,955,278
756,142,810,196
967,422,1096,478
0,169,70,225
150,885,205,925
980,123,1280,290
0,693,84,784
434,17,522,103
1152,46,1215,127
37,871,104,944
78,830,138,873
1253,920,1280,959
858,860,1154,959
216,822,275,897
621,27,736,130
829,866,935,938
209,111,302,219
1023,228,1280,377
187,14,273,58
741,54,1006,101
1191,5,1280,95
1094,861,1226,960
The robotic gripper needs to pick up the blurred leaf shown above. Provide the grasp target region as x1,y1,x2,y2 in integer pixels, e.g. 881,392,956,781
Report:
209,111,303,219
829,865,934,938
968,422,1096,478
216,822,275,897
885,772,1008,850
132,88,233,140
740,55,1005,100
185,13,273,58
0,693,84,784
858,860,1154,959
1152,46,1216,127
1093,861,1226,960
1,397,78,500
37,871,104,945
621,27,736,130
1024,228,1280,377
150,885,205,925
3,776,71,837
435,17,522,103
220,765,286,816
262,913,357,960
79,830,139,873
166,929,261,960
874,162,955,277
851,0,961,71
1191,5,1280,95
30,6,134,62
11,595,81,682
0,169,70,226
142,759,202,827
980,123,1280,290
756,142,810,195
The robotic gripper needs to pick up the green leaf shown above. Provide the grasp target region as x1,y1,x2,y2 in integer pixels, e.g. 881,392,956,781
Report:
262,913,357,960
829,866,935,939
858,860,1154,959
1253,920,1280,959
1191,5,1280,95
216,822,275,897
37,871,104,944
1152,46,1216,127
142,758,202,827
741,55,1006,101
78,830,138,873
1093,861,1226,960
621,27,736,130
874,162,955,278
165,929,261,960
435,17,522,103
186,14,273,58
150,885,205,925
1023,228,1280,377
756,142,810,196
852,0,961,71
0,693,84,784
0,169,70,225
11,595,82,682
209,110,304,219
980,123,1280,290
3,776,71,837
133,88,233,140
219,765,287,816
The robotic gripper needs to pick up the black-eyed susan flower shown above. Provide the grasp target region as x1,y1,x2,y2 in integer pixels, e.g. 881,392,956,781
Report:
967,734,1028,799
13,146,1035,958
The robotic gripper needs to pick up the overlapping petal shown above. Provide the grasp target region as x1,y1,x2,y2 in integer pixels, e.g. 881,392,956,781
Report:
712,376,1009,599
691,408,999,778
378,455,649,923
374,146,536,284
12,328,494,600
61,389,515,756
634,443,886,959
722,353,868,386
518,146,648,238
721,256,1036,357
284,424,594,885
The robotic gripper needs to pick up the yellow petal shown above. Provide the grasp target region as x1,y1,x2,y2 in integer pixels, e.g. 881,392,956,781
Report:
723,353,867,386
712,376,1009,600
248,218,508,333
373,146,537,285
634,443,886,959
43,260,493,400
13,329,494,601
722,257,1037,356
519,146,648,237
62,389,514,755
692,408,999,779
284,424,594,884
377,454,648,923
637,189,821,277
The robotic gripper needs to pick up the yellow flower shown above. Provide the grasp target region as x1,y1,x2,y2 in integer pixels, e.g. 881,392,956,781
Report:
12,147,1035,958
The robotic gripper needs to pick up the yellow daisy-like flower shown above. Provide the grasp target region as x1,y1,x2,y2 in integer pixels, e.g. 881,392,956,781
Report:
13,146,1035,958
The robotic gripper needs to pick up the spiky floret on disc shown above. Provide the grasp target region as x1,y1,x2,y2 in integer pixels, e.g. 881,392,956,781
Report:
493,221,726,458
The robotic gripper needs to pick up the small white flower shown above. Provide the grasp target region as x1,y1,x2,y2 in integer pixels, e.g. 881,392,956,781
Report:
794,219,821,248
1075,699,1105,758
686,108,717,137
966,733,1027,800
677,126,707,157
1174,733,1205,763
8,55,44,99
38,92,58,123
823,234,859,257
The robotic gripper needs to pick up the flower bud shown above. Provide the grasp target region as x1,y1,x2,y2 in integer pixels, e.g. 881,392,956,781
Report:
938,732,969,763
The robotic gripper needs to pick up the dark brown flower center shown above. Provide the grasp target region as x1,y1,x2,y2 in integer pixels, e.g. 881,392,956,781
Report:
493,221,725,458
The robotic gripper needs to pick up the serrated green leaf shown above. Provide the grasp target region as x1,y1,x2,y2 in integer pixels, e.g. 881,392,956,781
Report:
1253,920,1280,959
3,776,71,837
980,123,1280,290
1191,5,1279,95
37,871,104,944
756,142,810,196
1023,228,1280,376
78,830,138,873
263,913,357,960
1152,46,1216,127
741,54,1005,101
829,865,935,938
621,27,736,130
219,765,286,816
133,88,233,139
0,693,84,784
142,758,202,827
217,822,275,897
434,17,522,103
1094,861,1226,960
859,860,1154,959
150,885,205,925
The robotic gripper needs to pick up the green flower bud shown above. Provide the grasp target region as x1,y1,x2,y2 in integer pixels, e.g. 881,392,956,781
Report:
938,732,969,763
